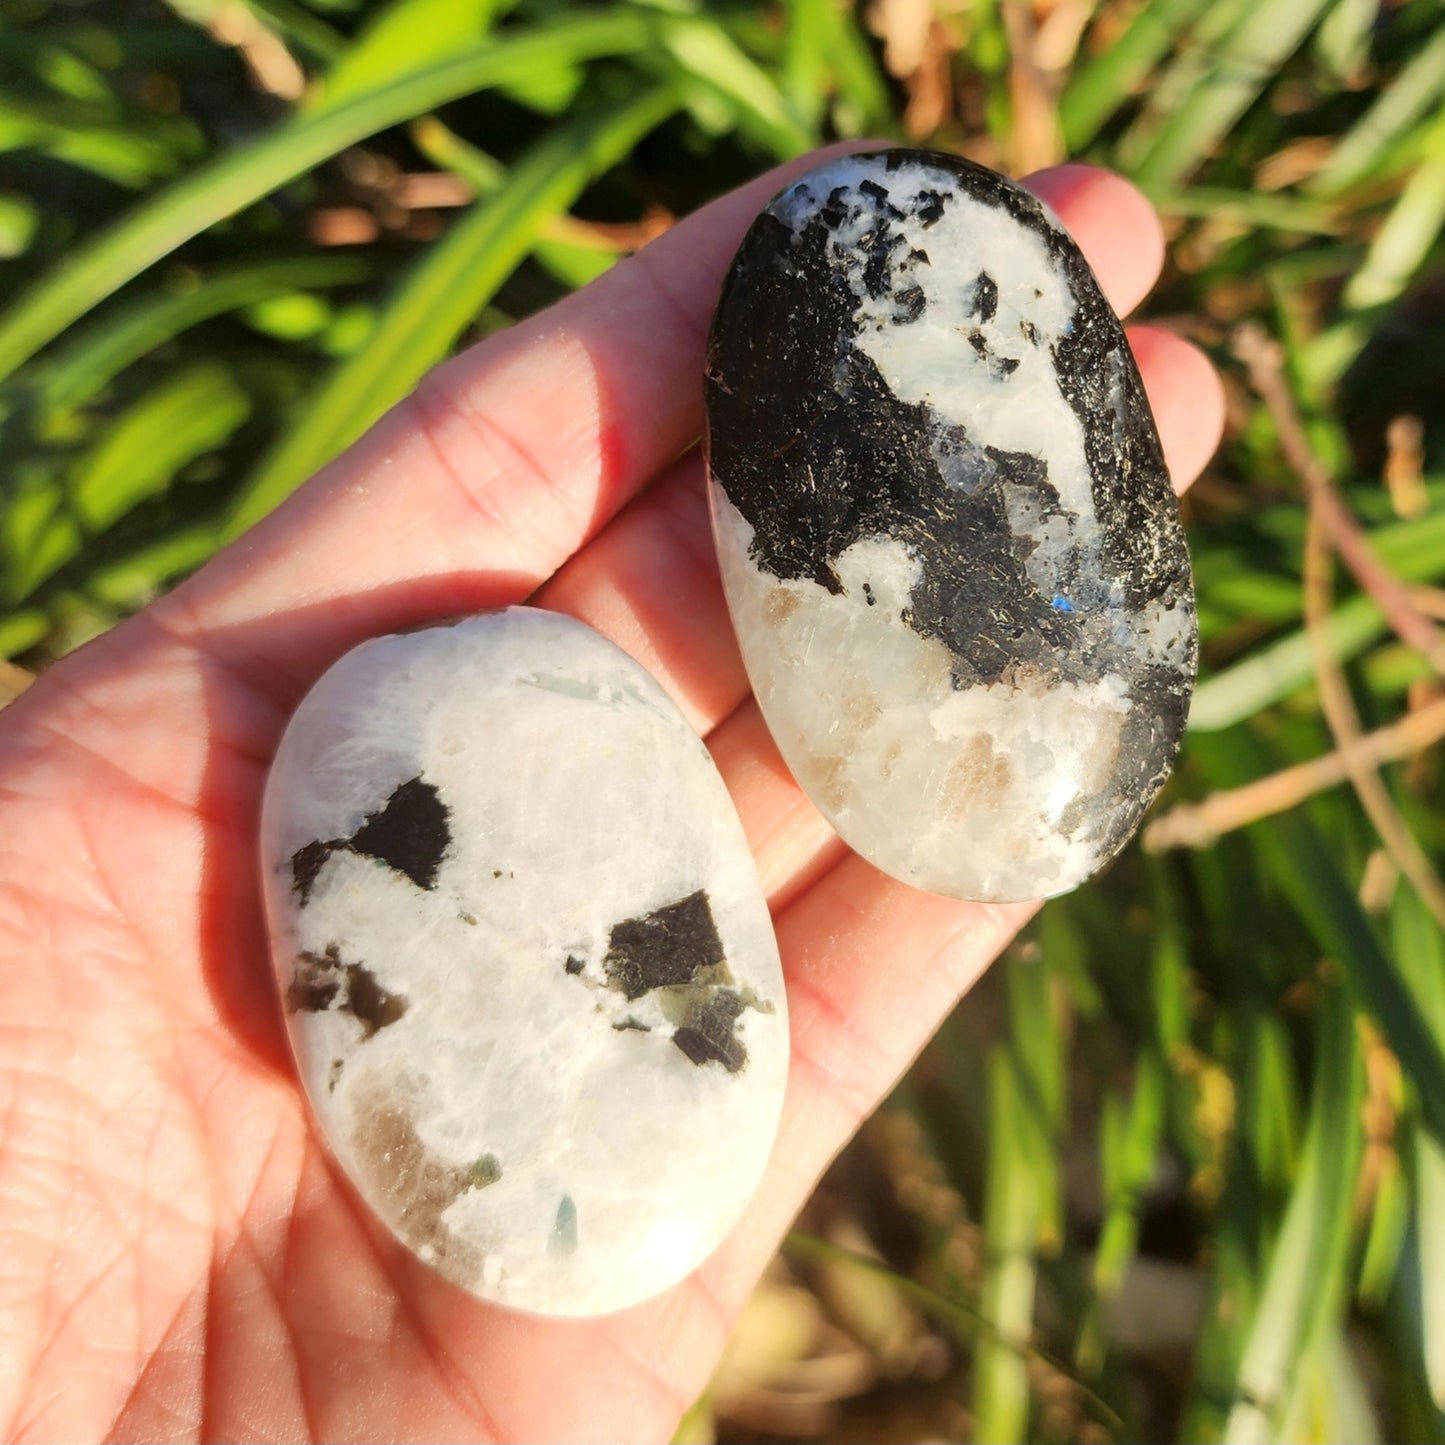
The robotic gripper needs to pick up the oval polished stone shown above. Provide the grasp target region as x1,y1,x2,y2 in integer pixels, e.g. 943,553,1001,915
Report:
705,149,1196,902
260,609,787,1316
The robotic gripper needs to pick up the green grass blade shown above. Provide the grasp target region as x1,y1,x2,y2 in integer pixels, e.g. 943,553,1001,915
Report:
1309,25,1445,196
530,236,621,291
1342,104,1445,310
1114,0,1256,171
1179,1082,1264,1439
1096,1053,1167,1290
7,512,225,643
1392,870,1445,1038
0,95,189,190
1196,566,1306,632
1142,184,1343,233
5,363,249,604
1223,982,1363,1443
409,115,618,288
785,1227,1118,1413
817,0,892,133
1249,1013,1303,1189
1418,1134,1445,1408
973,1046,1041,1445
308,0,512,113
1076,1050,1166,1376
71,364,249,532
1192,727,1445,1148
782,0,829,132
409,115,506,191
0,610,46,658
1358,1144,1409,1308
1314,0,1379,84
6,28,117,107
0,9,655,383
224,85,680,533
972,951,1068,1443
1189,592,1386,730
659,15,813,158
27,254,374,412
84,521,222,609
1192,491,1445,728
0,470,68,610
0,193,38,260
240,0,347,62
1130,0,1334,186
1014,926,1067,1126
1279,1326,1384,1443
1392,887,1445,1407
774,0,892,136
1059,0,1215,152
1148,861,1192,1051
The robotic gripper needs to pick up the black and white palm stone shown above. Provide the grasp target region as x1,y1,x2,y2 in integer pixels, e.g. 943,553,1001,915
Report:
261,610,787,1316
705,149,1196,902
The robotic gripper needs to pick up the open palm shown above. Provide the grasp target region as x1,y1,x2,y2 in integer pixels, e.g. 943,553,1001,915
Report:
0,148,1223,1443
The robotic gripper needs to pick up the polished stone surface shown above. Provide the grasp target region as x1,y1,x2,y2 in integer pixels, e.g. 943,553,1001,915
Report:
705,148,1195,902
261,609,787,1316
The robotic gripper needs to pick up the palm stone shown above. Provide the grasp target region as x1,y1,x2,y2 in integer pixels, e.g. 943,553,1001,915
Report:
705,149,1196,902
261,609,787,1316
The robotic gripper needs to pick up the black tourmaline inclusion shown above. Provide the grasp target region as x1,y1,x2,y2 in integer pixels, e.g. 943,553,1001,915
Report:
291,774,451,904
602,890,725,1000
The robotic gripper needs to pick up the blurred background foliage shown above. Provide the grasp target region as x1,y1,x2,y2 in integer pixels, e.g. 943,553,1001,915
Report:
3,0,1445,1439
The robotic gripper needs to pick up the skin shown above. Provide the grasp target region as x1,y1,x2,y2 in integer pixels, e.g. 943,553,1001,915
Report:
0,147,1225,1443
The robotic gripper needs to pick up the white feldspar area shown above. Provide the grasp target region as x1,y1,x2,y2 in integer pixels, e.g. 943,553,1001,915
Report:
260,609,787,1316
771,152,1103,536
714,498,1125,900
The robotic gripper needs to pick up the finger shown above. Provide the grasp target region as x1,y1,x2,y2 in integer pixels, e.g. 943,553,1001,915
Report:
531,454,744,736
1028,164,1165,318
1127,326,1225,491
710,863,1038,1269
706,698,844,911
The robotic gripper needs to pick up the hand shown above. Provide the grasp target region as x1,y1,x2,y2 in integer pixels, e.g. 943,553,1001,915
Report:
0,147,1223,1443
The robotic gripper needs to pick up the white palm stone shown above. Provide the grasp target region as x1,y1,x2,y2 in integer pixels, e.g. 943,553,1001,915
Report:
260,609,787,1316
705,149,1196,903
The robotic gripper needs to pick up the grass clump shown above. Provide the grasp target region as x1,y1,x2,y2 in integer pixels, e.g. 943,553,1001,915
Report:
6,1,1445,1439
